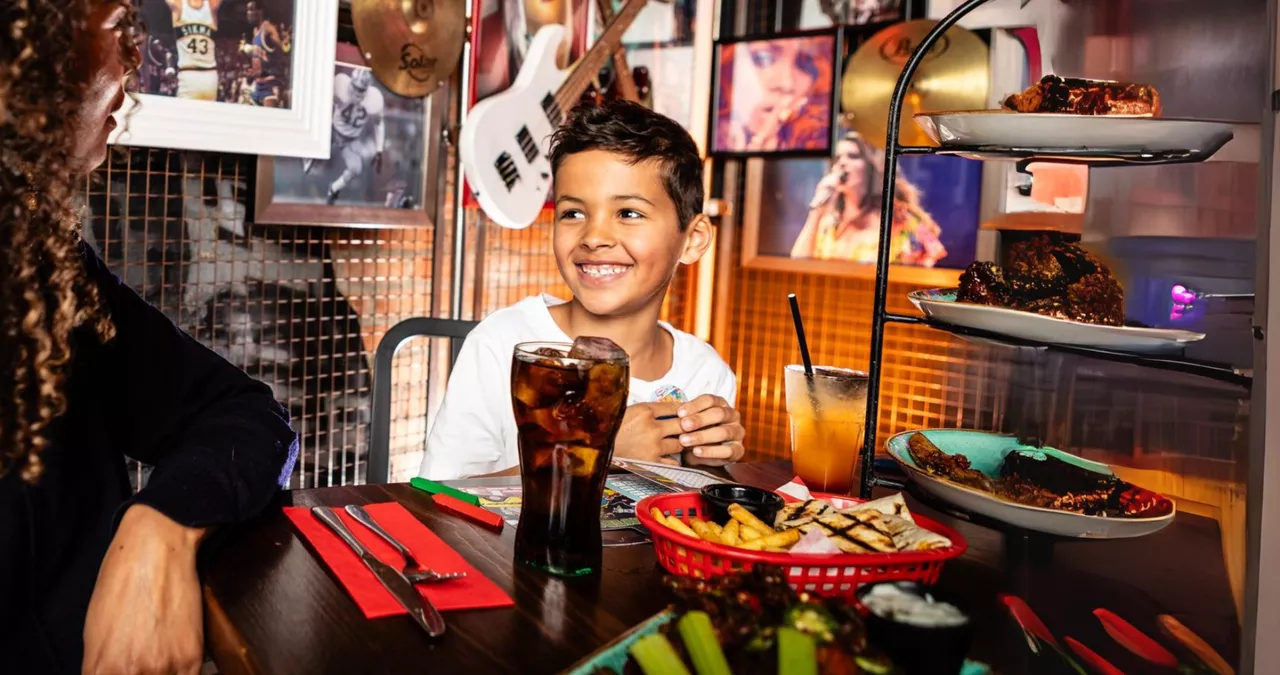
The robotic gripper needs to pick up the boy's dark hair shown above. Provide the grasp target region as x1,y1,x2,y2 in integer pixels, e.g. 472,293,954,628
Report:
549,100,704,231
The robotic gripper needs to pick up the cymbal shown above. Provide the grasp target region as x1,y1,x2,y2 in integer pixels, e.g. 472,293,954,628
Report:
351,0,466,98
842,19,989,149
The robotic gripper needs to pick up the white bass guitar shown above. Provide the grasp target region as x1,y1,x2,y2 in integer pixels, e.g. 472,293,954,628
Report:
459,0,650,230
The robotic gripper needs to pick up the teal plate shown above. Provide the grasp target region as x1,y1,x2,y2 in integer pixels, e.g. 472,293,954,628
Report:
885,429,1175,539
563,609,993,675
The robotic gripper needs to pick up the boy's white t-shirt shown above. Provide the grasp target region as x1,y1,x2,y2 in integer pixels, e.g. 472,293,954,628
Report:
418,295,738,480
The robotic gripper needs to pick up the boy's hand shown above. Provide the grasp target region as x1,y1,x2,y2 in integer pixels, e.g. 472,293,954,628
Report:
613,401,686,465
676,395,746,467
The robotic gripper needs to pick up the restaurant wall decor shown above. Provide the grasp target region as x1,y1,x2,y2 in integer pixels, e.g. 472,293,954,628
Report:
711,32,837,156
115,0,338,158
255,42,448,228
739,127,981,285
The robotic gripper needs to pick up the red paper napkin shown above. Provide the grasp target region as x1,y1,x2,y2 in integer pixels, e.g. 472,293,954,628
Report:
285,502,513,618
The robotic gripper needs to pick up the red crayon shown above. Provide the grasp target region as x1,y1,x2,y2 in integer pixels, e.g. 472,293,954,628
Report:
433,494,504,531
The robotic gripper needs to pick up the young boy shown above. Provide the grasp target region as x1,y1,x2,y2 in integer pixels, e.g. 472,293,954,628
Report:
419,100,744,480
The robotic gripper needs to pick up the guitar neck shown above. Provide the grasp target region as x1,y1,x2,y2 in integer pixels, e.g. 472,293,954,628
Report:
596,0,640,102
554,0,648,110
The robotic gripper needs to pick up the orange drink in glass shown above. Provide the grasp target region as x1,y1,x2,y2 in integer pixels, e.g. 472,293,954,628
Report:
783,365,869,494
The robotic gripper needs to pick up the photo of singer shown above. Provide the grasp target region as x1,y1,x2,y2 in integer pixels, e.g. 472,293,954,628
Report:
750,129,982,271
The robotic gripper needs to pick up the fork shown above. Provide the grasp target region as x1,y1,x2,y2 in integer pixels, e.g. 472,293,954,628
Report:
344,504,466,584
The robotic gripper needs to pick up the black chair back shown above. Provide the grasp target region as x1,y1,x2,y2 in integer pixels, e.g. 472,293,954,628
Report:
367,317,479,484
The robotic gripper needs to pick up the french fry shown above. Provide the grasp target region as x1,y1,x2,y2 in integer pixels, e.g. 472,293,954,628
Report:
739,529,802,551
708,521,724,538
650,507,666,523
739,523,762,541
764,547,790,553
728,504,776,537
665,515,698,539
722,520,741,546
689,518,722,544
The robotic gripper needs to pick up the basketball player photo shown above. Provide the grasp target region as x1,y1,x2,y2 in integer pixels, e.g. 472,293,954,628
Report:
264,43,428,215
134,0,296,108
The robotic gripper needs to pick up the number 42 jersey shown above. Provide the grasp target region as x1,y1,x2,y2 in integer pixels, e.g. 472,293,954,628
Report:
332,71,385,142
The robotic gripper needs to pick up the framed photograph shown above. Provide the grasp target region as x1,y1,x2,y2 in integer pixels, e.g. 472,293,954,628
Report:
471,0,592,105
113,0,337,158
255,42,446,228
741,128,982,284
846,0,905,25
625,45,696,131
614,0,696,46
712,33,836,155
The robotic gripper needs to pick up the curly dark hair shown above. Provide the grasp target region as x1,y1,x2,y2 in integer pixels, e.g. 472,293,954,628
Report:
548,100,704,231
0,0,141,483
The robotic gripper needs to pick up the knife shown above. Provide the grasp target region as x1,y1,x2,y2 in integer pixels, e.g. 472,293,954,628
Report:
311,506,446,637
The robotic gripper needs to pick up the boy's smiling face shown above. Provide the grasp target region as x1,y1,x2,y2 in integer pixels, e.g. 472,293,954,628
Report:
553,150,711,317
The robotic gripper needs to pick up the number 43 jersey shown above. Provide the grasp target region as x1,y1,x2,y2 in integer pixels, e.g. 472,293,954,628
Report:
175,0,217,71
332,71,385,142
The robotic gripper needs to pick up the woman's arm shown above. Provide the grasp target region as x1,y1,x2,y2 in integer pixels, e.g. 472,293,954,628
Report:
83,244,298,528
80,243,297,675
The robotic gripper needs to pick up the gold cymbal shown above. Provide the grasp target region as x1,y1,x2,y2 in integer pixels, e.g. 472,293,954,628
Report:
351,0,467,98
842,19,989,149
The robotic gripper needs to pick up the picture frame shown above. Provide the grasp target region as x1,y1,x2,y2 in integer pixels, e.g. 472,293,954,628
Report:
111,0,338,158
740,128,983,285
470,0,592,106
711,31,837,156
254,42,447,228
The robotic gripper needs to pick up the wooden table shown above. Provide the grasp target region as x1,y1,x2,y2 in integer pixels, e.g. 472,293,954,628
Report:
202,463,1241,674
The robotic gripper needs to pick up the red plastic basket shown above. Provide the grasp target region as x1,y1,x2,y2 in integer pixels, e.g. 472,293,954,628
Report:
636,491,968,598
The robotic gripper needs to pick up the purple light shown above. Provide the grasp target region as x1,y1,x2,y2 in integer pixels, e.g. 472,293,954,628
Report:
1170,284,1197,305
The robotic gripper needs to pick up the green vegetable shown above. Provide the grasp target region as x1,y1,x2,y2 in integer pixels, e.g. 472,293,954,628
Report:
745,627,776,652
854,655,894,674
783,603,838,644
676,611,732,675
777,627,818,675
631,634,692,675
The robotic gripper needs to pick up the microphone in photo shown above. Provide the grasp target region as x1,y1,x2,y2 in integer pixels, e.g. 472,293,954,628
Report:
809,169,849,209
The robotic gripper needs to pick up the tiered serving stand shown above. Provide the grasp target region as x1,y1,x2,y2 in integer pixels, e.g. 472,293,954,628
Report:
853,0,1250,562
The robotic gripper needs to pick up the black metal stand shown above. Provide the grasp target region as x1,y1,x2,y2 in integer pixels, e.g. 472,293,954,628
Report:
855,0,1248,498
859,0,997,497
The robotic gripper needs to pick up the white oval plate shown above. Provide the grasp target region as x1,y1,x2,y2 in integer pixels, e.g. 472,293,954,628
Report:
914,111,1234,155
909,288,1204,354
886,429,1176,539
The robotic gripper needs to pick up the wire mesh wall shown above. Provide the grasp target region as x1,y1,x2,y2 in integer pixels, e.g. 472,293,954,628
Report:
86,148,433,489
89,147,695,489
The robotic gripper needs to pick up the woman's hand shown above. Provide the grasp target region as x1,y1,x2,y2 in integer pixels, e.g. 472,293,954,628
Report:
745,96,806,152
82,504,207,675
675,395,746,467
613,402,686,465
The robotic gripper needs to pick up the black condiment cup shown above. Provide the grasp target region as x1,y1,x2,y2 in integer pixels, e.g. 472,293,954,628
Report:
856,581,973,675
699,483,784,527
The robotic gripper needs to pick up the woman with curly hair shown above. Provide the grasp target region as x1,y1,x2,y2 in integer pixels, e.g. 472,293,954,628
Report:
0,2,299,673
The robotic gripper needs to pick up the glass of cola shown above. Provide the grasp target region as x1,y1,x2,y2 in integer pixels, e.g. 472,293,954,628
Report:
510,338,629,576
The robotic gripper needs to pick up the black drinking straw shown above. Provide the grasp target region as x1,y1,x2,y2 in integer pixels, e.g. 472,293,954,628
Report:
788,294,814,378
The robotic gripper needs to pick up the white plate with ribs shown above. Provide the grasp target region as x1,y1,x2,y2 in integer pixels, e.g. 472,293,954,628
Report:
913,111,1235,156
909,288,1205,354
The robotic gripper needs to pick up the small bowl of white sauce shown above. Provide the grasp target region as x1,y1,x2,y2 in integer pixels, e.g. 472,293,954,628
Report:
856,581,973,674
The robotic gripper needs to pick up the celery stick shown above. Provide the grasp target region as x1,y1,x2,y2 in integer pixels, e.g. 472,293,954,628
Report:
777,627,818,675
631,634,693,675
676,611,732,675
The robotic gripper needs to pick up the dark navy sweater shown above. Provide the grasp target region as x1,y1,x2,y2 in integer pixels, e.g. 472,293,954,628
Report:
0,244,299,673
